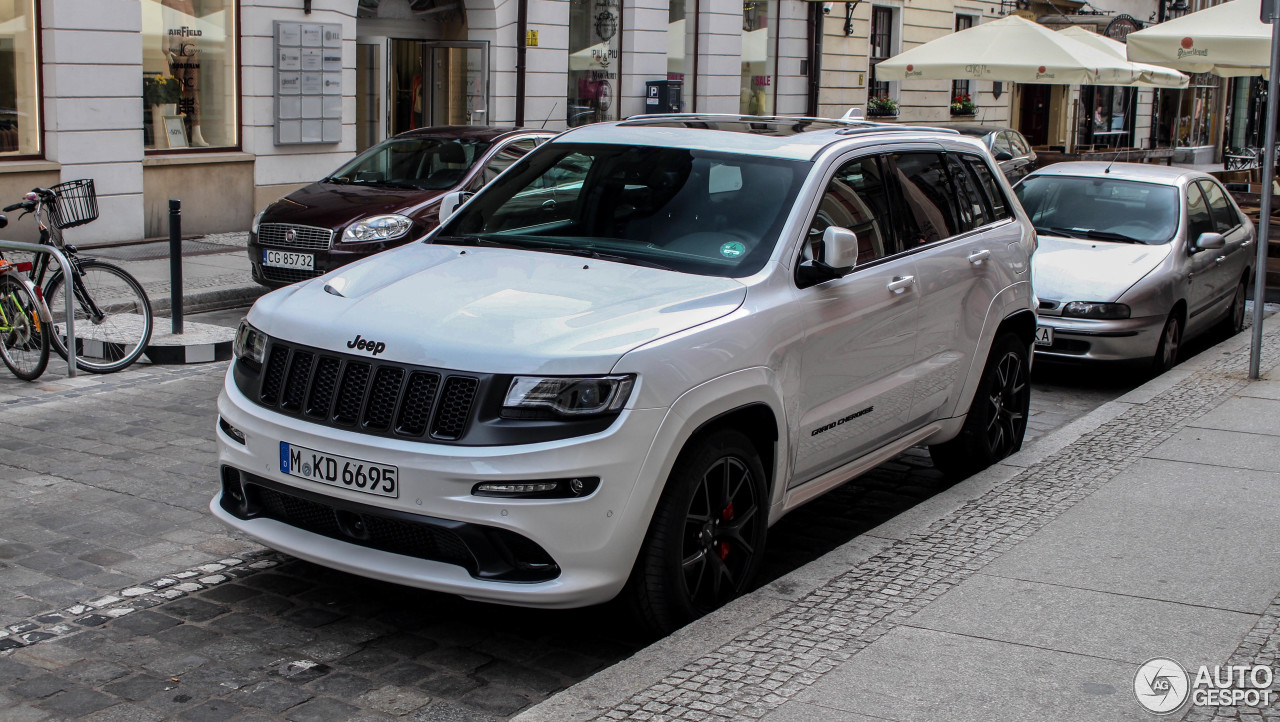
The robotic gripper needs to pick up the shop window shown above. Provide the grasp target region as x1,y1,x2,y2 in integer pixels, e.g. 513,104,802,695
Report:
739,0,777,115
142,0,238,151
1079,86,1134,149
1156,73,1220,149
568,0,621,127
668,0,696,112
0,0,40,157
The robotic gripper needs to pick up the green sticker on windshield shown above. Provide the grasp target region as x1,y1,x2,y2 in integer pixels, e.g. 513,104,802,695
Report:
720,241,746,258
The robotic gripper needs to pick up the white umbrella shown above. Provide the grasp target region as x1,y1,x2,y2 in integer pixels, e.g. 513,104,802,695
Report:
1126,0,1270,77
1057,26,1189,87
875,16,1146,85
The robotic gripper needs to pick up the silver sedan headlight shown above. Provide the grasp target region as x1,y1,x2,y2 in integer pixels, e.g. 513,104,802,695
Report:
342,214,413,243
1061,302,1131,319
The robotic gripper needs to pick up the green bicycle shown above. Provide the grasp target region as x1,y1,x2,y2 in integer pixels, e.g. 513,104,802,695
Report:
0,255,50,381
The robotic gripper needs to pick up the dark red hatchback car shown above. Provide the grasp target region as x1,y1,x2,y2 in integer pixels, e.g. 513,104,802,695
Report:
249,126,555,287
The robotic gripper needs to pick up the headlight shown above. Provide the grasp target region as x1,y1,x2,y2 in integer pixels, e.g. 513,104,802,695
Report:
1061,301,1130,319
342,214,413,243
232,320,267,365
251,208,266,234
502,375,635,419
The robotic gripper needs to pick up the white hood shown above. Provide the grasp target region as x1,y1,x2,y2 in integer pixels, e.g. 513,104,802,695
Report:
249,243,747,375
1031,234,1172,303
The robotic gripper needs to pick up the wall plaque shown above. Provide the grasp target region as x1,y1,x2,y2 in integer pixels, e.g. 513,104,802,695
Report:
275,21,342,145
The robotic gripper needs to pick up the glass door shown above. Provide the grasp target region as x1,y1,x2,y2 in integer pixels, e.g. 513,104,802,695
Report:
389,39,488,134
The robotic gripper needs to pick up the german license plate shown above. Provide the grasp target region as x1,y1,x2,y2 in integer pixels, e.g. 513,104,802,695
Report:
279,442,398,498
263,249,314,270
1034,325,1054,347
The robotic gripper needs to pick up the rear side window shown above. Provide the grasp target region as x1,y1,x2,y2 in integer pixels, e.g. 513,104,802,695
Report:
1186,183,1215,240
891,152,957,245
990,132,1014,157
1198,180,1239,233
1008,132,1031,156
962,155,1011,221
807,156,898,265
946,155,990,230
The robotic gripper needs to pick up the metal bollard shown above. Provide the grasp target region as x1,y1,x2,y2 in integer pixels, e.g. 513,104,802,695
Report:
169,199,183,335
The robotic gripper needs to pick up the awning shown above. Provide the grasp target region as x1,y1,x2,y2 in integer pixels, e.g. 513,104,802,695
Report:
1057,26,1189,87
1126,0,1271,77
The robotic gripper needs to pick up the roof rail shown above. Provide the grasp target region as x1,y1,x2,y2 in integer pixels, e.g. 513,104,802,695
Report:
834,124,960,136
620,113,861,126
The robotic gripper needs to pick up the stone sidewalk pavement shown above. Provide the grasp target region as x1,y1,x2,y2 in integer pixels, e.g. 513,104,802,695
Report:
518,322,1280,722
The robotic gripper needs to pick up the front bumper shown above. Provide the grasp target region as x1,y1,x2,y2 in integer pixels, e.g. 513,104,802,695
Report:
212,369,667,608
1033,314,1165,363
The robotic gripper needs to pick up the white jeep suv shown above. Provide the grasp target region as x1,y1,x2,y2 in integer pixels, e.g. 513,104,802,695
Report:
214,116,1037,632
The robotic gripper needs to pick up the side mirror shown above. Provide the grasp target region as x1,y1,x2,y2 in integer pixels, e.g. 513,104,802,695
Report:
994,151,1015,161
797,226,858,287
1193,232,1225,251
437,191,474,225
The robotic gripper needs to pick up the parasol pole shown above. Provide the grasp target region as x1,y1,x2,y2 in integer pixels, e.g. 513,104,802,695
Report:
1250,1,1280,379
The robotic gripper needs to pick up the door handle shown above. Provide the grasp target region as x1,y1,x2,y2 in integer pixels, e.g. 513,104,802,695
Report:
887,276,915,294
1215,255,1227,264
967,249,991,265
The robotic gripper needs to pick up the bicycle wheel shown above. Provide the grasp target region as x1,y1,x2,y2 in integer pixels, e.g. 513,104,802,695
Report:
0,275,50,381
45,259,153,374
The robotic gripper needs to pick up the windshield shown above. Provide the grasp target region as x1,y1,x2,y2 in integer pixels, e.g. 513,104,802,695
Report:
327,137,493,190
1015,175,1179,245
435,143,809,277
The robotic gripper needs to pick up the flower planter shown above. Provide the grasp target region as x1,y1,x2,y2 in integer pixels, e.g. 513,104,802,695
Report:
866,109,898,118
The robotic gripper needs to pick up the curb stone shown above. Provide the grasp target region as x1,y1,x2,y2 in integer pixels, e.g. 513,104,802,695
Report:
513,318,1280,722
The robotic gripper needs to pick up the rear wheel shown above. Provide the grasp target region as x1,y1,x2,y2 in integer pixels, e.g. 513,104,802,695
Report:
1152,311,1181,375
0,277,50,381
627,429,768,635
1219,276,1247,335
929,333,1030,479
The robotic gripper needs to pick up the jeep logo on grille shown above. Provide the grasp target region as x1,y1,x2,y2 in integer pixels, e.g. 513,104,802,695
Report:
284,228,297,243
347,334,386,356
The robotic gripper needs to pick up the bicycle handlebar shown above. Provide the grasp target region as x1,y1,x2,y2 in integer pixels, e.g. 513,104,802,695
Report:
2,202,29,213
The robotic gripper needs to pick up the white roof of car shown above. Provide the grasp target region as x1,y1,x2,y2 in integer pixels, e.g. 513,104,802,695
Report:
553,115,967,162
1028,161,1208,185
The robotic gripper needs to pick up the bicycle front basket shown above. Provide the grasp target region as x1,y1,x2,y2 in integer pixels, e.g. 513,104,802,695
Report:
48,178,99,230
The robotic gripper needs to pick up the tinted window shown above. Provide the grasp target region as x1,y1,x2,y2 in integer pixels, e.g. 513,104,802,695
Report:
1198,180,1239,233
963,155,1011,221
947,155,990,230
990,132,1014,157
807,156,897,266
1008,132,1031,156
478,138,539,186
442,143,809,278
1015,175,1179,245
329,137,492,190
891,152,957,245
1186,183,1215,240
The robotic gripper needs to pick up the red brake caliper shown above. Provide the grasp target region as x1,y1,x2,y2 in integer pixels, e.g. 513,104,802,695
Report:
718,503,735,560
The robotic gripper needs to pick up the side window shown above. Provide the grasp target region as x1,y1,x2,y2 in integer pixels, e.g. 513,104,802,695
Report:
990,132,1014,158
1009,132,1031,157
806,155,897,266
946,155,990,230
890,152,958,245
1198,180,1239,233
473,138,538,188
962,155,1011,221
1186,182,1215,241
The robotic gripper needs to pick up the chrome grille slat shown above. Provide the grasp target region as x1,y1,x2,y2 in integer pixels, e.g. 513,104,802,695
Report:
258,223,334,250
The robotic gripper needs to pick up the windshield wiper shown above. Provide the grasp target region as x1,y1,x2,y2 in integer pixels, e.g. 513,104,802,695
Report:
1079,229,1146,244
350,179,422,190
533,246,676,271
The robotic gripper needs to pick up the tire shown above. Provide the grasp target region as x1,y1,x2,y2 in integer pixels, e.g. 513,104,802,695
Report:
929,333,1031,479
0,276,50,381
1152,311,1181,375
44,260,153,374
1218,276,1247,336
626,429,768,635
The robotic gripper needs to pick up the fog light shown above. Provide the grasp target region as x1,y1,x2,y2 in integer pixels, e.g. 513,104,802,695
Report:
218,417,246,445
472,477,600,499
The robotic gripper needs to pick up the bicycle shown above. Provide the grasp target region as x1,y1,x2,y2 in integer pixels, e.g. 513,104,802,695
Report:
3,180,153,374
0,224,50,381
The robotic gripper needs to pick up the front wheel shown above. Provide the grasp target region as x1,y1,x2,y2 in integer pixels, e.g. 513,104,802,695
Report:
45,260,153,374
929,333,1031,479
0,276,50,381
626,429,768,635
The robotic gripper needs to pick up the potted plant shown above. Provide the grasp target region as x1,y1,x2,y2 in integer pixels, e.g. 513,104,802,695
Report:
867,95,899,118
950,93,977,116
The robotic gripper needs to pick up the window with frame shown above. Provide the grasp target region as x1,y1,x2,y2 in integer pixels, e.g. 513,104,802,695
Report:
142,0,239,151
806,156,897,266
949,14,975,112
668,0,696,112
471,138,539,189
739,0,777,115
962,155,1011,221
1198,180,1239,233
946,154,991,230
568,0,621,127
1186,182,1215,241
0,0,39,157
890,152,957,246
868,7,895,103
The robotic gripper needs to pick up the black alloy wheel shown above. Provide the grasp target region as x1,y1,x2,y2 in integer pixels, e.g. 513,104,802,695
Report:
981,346,1030,461
627,429,768,634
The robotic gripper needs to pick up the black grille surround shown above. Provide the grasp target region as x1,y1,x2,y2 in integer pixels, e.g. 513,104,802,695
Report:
220,467,559,582
232,337,622,446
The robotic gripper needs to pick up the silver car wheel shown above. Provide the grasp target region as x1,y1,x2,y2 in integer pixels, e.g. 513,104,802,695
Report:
1154,313,1181,374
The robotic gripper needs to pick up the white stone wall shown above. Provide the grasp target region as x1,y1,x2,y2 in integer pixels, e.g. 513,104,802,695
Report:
40,0,145,244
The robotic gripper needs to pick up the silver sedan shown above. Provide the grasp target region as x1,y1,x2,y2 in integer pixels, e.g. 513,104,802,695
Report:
1015,162,1254,372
